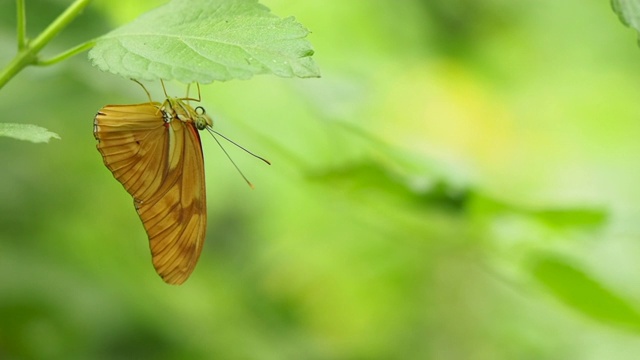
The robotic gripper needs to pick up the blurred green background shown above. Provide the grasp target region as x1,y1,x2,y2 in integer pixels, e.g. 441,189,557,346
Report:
2,0,640,359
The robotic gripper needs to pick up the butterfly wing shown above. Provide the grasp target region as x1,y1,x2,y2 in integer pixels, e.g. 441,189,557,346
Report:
94,103,207,285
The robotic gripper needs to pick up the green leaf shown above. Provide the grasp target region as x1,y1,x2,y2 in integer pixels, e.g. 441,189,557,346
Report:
88,0,320,83
611,0,640,36
311,160,470,213
532,208,607,229
469,194,607,231
531,255,640,332
0,123,60,143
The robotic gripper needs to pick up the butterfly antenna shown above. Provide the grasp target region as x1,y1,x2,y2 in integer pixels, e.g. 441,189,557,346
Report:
207,128,271,165
206,128,271,189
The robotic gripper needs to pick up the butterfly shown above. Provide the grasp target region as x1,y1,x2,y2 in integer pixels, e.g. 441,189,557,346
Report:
93,80,269,285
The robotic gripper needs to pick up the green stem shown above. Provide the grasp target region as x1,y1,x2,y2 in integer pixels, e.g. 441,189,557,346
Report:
28,0,91,56
0,0,92,90
16,0,27,50
0,49,35,90
36,39,96,66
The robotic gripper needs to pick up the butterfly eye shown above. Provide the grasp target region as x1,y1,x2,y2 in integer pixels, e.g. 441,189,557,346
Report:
195,116,207,130
193,107,210,129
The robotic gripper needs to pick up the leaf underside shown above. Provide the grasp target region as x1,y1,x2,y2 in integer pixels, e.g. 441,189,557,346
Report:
611,0,640,40
89,0,320,83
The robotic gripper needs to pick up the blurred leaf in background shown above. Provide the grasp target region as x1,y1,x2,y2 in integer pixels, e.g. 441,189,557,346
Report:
2,0,640,359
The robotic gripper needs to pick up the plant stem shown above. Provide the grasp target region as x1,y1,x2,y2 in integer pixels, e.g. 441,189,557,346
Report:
0,49,35,90
0,0,92,90
28,0,92,56
16,0,27,50
36,40,96,66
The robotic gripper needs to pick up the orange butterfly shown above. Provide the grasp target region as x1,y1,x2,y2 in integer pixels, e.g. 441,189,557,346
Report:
94,80,267,285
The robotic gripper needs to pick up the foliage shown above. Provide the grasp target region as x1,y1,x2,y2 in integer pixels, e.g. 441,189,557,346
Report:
531,255,640,331
0,0,317,142
89,0,319,82
1,0,640,359
612,0,640,36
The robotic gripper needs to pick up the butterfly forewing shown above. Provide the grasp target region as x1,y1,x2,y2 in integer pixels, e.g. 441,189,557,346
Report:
94,101,207,285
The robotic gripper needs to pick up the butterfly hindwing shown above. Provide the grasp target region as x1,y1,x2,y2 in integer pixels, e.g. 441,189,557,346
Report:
94,102,207,284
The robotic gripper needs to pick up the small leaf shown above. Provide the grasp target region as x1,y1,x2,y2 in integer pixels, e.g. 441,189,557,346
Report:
531,255,640,332
88,0,320,83
0,123,61,143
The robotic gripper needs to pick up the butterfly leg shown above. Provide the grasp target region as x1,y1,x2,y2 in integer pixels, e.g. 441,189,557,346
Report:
131,79,154,104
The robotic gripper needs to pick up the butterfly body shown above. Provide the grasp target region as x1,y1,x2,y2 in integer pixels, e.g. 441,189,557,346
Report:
94,97,211,285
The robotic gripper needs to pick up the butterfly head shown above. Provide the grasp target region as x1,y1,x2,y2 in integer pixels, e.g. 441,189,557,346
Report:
194,106,213,130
